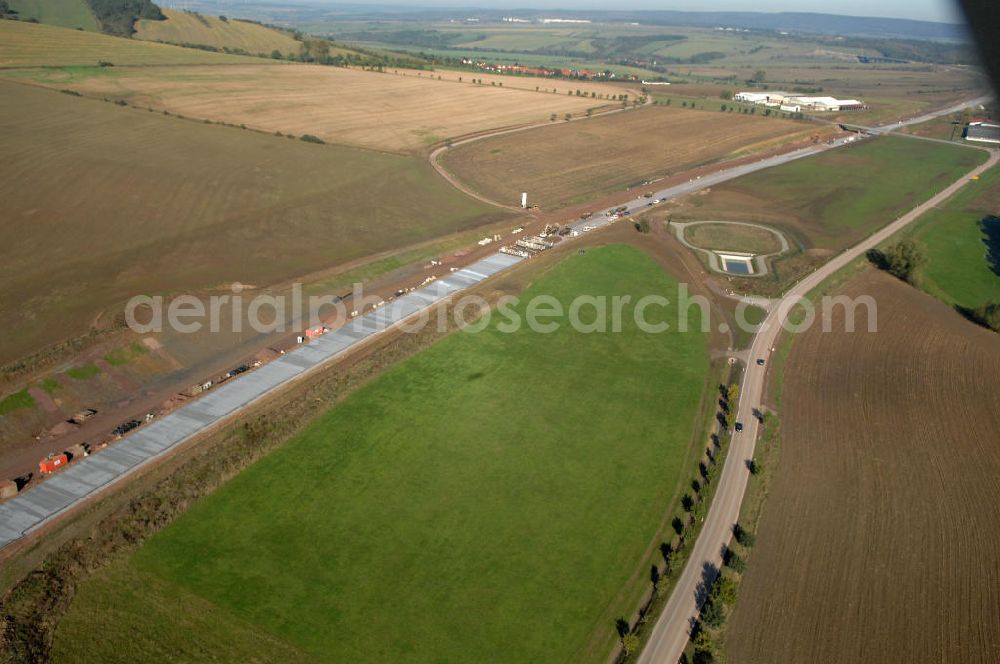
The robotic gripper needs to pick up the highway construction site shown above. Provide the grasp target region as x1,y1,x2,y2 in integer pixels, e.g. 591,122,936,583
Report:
0,53,994,662
0,97,940,562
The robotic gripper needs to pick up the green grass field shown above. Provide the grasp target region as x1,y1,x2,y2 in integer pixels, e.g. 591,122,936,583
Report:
38,377,61,394
0,80,505,365
902,163,1000,309
680,136,988,252
8,0,98,31
0,389,35,416
65,363,100,380
51,245,710,663
684,222,784,254
670,136,988,297
104,342,148,367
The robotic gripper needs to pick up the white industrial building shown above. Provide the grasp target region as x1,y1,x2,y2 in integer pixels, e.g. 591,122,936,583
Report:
790,96,866,112
733,91,788,106
734,91,866,112
965,121,1000,144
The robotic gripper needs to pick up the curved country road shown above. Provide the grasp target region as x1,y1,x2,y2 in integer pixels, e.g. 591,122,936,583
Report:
428,90,648,210
636,144,997,663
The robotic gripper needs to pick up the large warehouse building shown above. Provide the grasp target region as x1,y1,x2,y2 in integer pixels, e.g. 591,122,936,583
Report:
964,120,1000,144
734,91,866,112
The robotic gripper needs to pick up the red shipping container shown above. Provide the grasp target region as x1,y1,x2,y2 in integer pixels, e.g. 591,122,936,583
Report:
39,454,69,474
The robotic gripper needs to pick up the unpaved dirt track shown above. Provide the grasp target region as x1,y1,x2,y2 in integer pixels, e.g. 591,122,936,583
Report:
636,145,997,664
727,270,1000,663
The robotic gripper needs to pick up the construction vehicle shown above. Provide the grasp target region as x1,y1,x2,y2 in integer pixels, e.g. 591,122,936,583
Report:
112,419,141,438
39,453,69,474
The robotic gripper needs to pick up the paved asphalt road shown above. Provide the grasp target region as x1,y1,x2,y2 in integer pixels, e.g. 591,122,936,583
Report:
840,94,993,136
636,121,997,663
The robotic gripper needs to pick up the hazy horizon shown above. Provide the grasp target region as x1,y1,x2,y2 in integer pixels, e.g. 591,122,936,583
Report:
268,0,965,24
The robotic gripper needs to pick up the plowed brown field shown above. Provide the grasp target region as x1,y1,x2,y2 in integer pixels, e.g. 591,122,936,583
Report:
728,269,1000,663
0,80,506,365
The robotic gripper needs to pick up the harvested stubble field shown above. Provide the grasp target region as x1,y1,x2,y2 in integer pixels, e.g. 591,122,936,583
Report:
49,244,711,663
728,269,1000,663
134,9,303,55
0,19,258,67
27,63,624,153
0,80,507,365
439,105,807,209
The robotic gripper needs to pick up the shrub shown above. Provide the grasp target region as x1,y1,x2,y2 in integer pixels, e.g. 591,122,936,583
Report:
700,597,724,628
299,134,325,144
961,301,1000,332
733,523,755,548
84,0,164,36
725,551,746,573
867,240,927,285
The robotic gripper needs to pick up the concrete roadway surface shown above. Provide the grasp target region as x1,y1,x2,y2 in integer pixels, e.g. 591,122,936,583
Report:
566,135,861,236
635,148,998,664
839,94,993,135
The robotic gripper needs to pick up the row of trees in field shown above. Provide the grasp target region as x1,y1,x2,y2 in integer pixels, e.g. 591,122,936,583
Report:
683,522,757,664
614,379,760,659
683,385,767,663
613,378,775,662
966,216,1000,331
